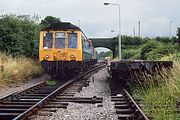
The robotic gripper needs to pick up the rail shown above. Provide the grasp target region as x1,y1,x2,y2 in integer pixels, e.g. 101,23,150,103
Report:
13,63,105,120
123,89,149,120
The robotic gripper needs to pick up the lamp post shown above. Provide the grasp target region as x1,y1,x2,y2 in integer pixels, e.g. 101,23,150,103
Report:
169,21,173,38
104,2,121,60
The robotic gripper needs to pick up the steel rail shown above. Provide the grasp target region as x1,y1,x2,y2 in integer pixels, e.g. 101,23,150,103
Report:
13,64,105,120
123,89,149,120
0,81,46,103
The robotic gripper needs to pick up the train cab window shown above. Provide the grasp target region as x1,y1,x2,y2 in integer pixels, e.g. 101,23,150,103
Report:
81,34,86,51
43,33,53,49
68,33,77,48
55,32,65,48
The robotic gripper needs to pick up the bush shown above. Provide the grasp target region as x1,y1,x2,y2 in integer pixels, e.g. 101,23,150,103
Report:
144,45,176,60
0,52,43,86
122,36,145,46
122,47,141,59
0,14,41,57
140,40,161,59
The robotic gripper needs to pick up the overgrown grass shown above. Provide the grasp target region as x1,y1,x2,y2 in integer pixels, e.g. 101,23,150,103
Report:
131,57,180,119
0,52,43,87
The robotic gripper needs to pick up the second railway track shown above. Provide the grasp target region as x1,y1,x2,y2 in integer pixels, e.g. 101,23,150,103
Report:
0,64,105,120
109,80,149,120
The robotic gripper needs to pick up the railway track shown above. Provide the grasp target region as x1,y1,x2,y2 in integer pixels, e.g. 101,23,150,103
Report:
0,64,105,120
109,82,149,120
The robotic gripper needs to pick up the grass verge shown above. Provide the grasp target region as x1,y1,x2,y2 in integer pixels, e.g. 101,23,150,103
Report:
131,57,180,120
0,52,43,87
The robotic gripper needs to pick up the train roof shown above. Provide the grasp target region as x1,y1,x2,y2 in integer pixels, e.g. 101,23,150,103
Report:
42,22,81,31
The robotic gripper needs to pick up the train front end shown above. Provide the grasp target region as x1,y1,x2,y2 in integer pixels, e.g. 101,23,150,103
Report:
39,26,82,79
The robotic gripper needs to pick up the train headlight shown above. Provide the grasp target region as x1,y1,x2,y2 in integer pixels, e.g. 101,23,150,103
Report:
44,55,49,60
70,55,76,60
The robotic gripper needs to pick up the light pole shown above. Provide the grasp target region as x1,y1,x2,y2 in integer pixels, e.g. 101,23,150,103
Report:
104,2,121,60
169,21,173,38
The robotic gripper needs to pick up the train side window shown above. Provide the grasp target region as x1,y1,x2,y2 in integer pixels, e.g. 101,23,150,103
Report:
86,41,90,51
82,34,86,51
68,33,77,48
55,32,65,48
43,33,53,49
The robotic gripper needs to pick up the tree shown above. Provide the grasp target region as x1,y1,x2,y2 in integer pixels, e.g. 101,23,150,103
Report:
0,14,41,57
40,16,61,28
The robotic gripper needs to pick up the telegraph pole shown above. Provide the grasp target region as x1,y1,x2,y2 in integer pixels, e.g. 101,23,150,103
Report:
138,20,141,37
133,27,135,37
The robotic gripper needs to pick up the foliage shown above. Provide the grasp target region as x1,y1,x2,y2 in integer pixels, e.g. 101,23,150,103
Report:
122,36,145,46
131,59,180,119
122,47,141,59
154,36,172,43
0,52,43,87
139,40,177,60
119,35,179,60
98,51,113,60
0,14,41,57
40,16,61,28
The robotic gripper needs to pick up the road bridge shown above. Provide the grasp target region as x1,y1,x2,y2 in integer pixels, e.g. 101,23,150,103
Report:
91,38,118,58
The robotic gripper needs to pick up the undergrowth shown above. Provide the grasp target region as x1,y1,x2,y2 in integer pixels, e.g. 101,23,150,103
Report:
0,52,43,87
131,56,180,120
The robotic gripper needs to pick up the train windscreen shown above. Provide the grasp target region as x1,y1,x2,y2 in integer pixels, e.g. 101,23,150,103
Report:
55,32,65,48
43,32,53,49
68,33,77,48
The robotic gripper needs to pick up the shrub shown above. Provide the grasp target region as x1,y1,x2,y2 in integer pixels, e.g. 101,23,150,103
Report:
140,40,177,60
122,36,145,46
122,47,141,59
0,52,43,87
0,14,41,57
140,40,161,59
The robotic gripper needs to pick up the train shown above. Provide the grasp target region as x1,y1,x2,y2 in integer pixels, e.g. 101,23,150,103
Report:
39,22,97,79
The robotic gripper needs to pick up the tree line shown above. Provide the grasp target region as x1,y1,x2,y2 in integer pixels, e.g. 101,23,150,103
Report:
0,14,60,58
0,14,178,60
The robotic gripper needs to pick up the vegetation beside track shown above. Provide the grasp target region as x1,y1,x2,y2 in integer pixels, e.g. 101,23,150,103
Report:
0,14,61,87
129,54,180,119
0,52,43,87
101,35,180,119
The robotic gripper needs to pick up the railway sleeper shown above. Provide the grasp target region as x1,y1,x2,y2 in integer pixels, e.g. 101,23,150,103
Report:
43,104,67,108
0,108,27,113
3,101,37,105
0,104,32,108
41,108,57,112
115,104,131,109
0,113,20,120
18,98,42,102
20,95,45,99
114,101,128,105
117,113,135,120
111,98,128,101
25,93,49,96
116,108,133,114
49,102,68,105
54,97,103,104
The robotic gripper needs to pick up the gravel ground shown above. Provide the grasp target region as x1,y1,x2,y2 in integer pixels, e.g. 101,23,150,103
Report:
31,67,118,120
0,74,48,98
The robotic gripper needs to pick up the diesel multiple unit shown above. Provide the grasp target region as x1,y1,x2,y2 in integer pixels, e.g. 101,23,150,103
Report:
39,22,97,79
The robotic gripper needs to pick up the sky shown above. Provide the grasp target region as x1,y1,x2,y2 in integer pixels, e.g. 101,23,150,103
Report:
0,0,179,52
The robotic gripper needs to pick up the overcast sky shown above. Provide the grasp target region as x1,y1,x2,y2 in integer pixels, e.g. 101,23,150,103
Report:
0,0,179,38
